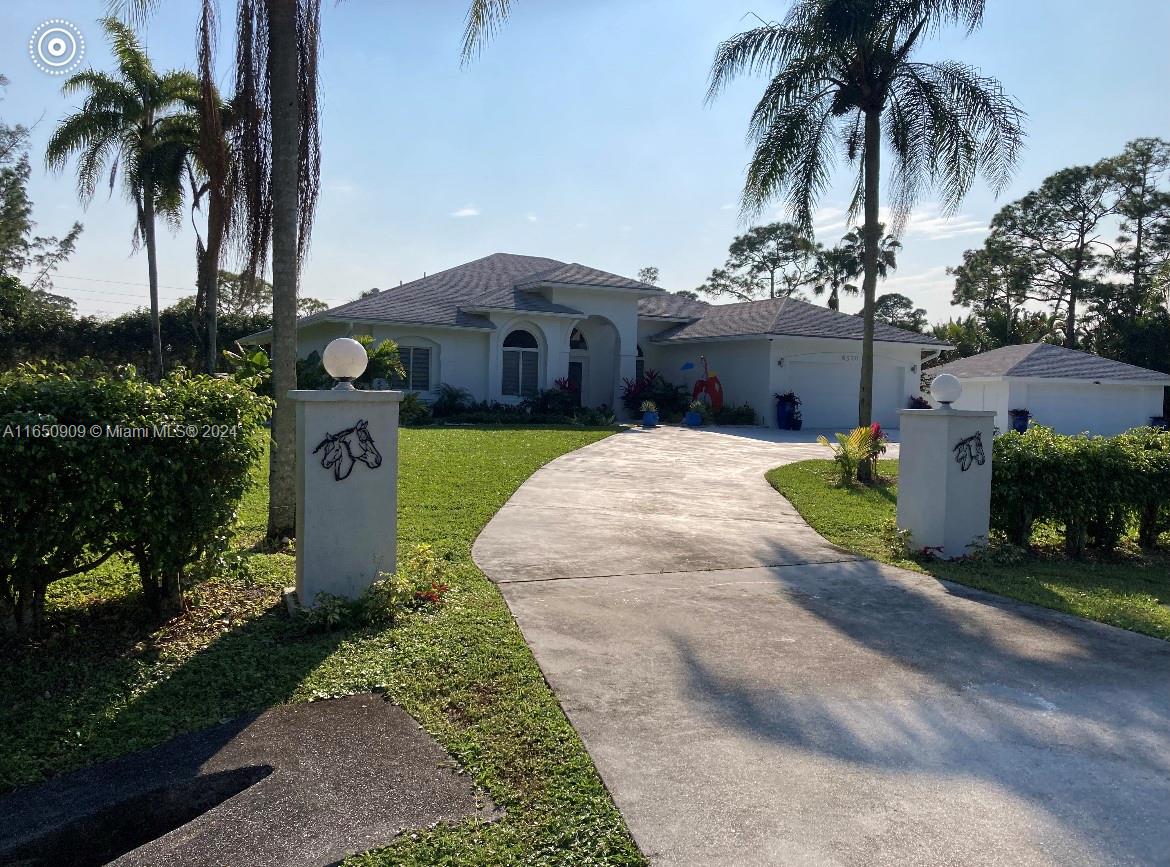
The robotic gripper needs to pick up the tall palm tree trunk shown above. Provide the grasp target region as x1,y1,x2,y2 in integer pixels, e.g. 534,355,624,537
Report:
142,184,164,382
857,109,881,482
266,0,301,540
197,187,227,374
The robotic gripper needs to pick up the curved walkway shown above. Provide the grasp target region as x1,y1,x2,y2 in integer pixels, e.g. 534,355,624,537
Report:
473,426,1170,866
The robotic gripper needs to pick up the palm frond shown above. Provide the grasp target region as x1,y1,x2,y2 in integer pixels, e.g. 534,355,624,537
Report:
461,0,513,64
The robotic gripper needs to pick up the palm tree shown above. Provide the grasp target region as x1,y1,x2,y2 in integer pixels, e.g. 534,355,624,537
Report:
119,0,514,539
185,9,238,375
46,18,199,381
810,245,859,311
707,0,1025,477
812,225,898,310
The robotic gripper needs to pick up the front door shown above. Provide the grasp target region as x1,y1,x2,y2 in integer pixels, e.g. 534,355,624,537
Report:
568,359,585,407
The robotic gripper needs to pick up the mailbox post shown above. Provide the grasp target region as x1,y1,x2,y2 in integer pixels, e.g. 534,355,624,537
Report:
290,338,402,604
896,374,994,559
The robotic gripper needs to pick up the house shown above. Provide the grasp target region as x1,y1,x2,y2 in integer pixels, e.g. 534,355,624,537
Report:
245,252,948,428
928,342,1170,435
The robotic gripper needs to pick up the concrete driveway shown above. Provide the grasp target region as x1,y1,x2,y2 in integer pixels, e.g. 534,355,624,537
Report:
473,427,1170,866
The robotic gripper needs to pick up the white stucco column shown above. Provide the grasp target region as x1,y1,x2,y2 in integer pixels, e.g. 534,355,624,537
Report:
291,389,402,603
896,406,994,558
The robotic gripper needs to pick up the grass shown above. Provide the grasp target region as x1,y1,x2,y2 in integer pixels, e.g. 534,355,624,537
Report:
1,426,646,865
766,459,1170,642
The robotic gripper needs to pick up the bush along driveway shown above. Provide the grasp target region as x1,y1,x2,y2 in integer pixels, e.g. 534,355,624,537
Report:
476,427,1170,867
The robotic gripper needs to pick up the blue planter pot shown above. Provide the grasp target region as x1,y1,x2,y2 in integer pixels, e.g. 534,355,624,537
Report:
684,410,702,427
1009,412,1029,433
775,400,795,430
641,411,659,428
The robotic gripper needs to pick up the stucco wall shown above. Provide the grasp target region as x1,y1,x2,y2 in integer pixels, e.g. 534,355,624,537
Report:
295,321,490,399
952,379,1165,435
646,338,772,423
769,338,924,429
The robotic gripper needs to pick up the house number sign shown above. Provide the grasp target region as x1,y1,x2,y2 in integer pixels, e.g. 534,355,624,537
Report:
952,431,986,472
313,419,382,481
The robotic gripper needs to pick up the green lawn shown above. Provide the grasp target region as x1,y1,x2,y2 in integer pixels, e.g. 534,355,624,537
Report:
767,459,1170,642
1,427,645,865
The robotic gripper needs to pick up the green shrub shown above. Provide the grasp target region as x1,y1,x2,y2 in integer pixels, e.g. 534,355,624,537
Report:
361,544,452,626
620,369,689,419
713,402,756,425
0,363,271,628
431,383,473,417
817,426,883,484
1117,427,1170,548
398,392,432,427
991,425,1170,556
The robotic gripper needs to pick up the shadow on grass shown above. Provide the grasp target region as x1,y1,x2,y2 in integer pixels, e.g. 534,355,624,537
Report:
1,578,348,793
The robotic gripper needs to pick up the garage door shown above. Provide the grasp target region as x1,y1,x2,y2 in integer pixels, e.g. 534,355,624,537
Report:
1027,384,1155,436
786,358,905,430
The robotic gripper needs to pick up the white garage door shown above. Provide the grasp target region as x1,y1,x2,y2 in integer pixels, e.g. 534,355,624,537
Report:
786,358,905,430
1027,383,1157,436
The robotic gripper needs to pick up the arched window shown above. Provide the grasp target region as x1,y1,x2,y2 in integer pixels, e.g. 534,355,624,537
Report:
636,345,645,382
570,327,588,350
502,328,540,397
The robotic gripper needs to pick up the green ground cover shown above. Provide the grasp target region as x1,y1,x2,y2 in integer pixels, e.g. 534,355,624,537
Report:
767,459,1170,641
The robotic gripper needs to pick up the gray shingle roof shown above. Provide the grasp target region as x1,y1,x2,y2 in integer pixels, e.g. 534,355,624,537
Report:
637,292,711,320
300,252,659,330
931,343,1170,383
648,296,947,346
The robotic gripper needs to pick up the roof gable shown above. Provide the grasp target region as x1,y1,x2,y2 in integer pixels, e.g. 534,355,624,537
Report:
932,343,1170,383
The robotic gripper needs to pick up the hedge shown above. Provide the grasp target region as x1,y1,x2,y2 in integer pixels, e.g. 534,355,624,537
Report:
991,425,1170,556
0,363,271,629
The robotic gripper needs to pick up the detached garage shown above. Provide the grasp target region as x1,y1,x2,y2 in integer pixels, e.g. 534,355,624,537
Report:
929,343,1170,436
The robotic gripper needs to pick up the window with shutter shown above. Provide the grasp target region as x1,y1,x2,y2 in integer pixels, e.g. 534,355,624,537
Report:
409,347,430,391
390,346,432,391
502,329,540,397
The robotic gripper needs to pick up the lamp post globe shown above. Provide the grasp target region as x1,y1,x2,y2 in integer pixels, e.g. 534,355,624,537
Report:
322,337,368,389
930,373,963,407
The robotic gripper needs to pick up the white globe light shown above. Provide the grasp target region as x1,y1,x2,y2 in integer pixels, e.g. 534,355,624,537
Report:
322,337,367,388
930,373,963,406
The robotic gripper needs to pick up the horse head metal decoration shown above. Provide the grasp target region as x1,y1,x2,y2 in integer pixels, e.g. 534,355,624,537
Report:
313,419,382,481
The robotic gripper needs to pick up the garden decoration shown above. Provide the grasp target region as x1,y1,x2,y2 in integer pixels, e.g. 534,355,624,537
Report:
952,431,986,471
774,391,801,429
895,375,993,559
292,338,403,605
687,356,724,411
313,419,383,481
641,400,659,428
1008,408,1030,433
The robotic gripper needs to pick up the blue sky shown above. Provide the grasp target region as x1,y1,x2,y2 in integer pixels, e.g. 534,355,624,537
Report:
3,0,1169,321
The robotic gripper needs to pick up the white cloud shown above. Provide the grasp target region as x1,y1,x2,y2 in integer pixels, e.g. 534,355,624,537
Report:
899,204,987,240
525,212,538,223
450,205,480,218
619,224,633,232
719,203,736,211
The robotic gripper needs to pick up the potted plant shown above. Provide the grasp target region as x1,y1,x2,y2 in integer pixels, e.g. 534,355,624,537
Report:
791,407,803,431
641,400,659,428
773,392,800,430
1008,407,1030,433
684,400,704,427
907,394,931,409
